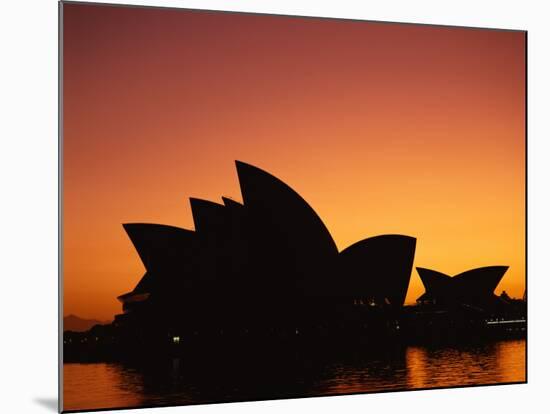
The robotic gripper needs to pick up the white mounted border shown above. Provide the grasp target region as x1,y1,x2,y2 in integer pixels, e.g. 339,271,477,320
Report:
1,1,547,413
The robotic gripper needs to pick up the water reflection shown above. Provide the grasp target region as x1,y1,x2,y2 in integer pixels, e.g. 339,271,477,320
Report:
63,363,145,410
406,340,525,389
63,339,525,411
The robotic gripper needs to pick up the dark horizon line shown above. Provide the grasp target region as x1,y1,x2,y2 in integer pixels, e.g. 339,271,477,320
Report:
64,290,527,326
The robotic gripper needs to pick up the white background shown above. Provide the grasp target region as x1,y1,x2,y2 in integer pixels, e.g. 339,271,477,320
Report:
1,0,548,413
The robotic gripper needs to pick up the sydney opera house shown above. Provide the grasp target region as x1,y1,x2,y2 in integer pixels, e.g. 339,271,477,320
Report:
405,266,526,340
113,161,417,344
415,266,509,309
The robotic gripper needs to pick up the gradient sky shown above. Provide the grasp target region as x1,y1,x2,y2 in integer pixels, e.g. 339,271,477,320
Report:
63,3,525,321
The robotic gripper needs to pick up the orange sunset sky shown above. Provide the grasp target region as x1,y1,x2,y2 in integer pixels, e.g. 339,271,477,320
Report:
63,3,525,321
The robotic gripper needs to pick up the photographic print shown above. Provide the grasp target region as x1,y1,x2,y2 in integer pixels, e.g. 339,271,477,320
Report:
60,2,526,412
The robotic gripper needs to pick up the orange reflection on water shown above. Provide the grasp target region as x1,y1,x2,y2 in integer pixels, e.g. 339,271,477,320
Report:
495,339,527,383
63,340,526,411
406,339,526,389
63,363,145,411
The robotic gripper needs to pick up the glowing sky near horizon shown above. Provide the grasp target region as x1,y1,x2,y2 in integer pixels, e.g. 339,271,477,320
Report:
63,3,525,321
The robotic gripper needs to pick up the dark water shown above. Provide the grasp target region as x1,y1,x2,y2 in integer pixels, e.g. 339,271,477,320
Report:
63,339,525,411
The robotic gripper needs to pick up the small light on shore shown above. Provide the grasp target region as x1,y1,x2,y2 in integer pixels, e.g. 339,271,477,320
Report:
173,336,180,344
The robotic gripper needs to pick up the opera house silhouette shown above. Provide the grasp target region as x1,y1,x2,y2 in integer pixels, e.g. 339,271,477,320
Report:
113,161,417,342
416,266,509,309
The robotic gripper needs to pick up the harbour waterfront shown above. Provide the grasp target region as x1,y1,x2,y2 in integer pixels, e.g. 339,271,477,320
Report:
63,338,525,412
